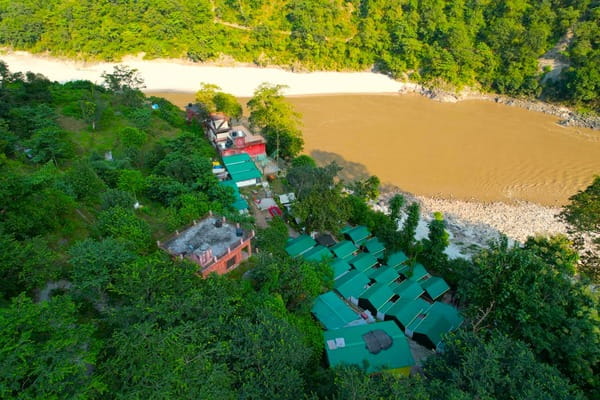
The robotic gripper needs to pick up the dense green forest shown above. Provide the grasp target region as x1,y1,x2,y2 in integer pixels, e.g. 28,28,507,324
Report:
0,63,599,399
0,0,598,110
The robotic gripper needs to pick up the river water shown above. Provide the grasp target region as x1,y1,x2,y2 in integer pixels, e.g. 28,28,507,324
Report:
147,91,600,206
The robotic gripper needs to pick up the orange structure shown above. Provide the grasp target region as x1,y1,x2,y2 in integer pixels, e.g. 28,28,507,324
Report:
159,213,254,277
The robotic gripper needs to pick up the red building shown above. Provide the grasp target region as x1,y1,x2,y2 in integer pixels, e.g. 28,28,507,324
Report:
159,213,254,277
204,112,267,159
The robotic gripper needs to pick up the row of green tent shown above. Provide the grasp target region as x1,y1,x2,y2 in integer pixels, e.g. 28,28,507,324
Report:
286,225,463,375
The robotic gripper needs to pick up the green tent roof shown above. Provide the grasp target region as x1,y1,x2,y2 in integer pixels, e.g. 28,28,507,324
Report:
421,277,450,300
225,161,256,174
363,237,385,258
222,153,252,166
330,240,357,260
303,245,333,262
311,291,360,330
331,258,352,280
349,253,378,273
335,270,370,299
389,279,424,300
340,225,353,234
324,321,414,373
366,266,399,284
359,283,395,311
230,167,262,182
406,302,463,350
397,263,430,281
384,298,431,328
386,251,408,269
285,235,316,257
345,225,371,245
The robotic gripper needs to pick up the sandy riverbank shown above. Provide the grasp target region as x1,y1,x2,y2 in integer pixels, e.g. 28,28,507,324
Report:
0,51,409,96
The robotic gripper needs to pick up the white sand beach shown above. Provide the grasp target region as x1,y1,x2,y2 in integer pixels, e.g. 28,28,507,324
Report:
0,51,410,96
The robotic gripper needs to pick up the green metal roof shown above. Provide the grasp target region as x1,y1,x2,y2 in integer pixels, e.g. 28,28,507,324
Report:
366,266,399,284
344,225,371,245
331,258,352,280
340,225,353,234
335,270,370,299
406,302,463,350
397,263,430,281
389,279,424,300
230,168,262,183
386,251,409,268
421,276,450,300
303,245,333,262
222,153,252,166
349,253,378,273
324,321,414,373
330,240,357,260
363,237,385,258
311,291,360,330
359,283,395,311
384,298,431,328
285,235,316,257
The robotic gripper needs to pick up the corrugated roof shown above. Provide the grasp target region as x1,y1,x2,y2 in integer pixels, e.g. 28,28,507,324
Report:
226,161,256,174
359,283,395,311
231,168,262,182
389,279,424,300
364,237,385,258
396,263,430,281
345,225,371,245
285,235,316,257
421,276,450,300
324,321,414,373
311,291,360,330
331,258,352,280
335,270,370,299
384,298,431,328
349,253,378,273
366,266,399,284
386,251,408,268
330,240,357,260
222,153,252,165
303,245,333,262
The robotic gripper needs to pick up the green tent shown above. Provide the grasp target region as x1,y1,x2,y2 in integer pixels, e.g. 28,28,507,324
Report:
330,240,358,260
389,279,424,300
324,321,414,375
335,270,370,301
397,263,430,281
363,237,385,259
303,245,333,262
349,253,378,273
386,251,408,269
344,225,371,246
331,258,352,280
358,283,395,314
285,235,316,257
366,266,399,284
311,291,360,330
383,298,431,330
405,302,463,350
219,180,249,212
421,276,450,300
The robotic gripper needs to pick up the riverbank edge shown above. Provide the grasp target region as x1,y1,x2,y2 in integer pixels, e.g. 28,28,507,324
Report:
375,187,568,258
2,50,598,130
403,85,600,130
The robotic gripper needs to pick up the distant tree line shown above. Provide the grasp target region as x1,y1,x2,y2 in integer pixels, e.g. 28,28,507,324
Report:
0,0,598,111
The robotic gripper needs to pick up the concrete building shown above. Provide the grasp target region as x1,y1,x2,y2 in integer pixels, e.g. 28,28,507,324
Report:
160,214,254,277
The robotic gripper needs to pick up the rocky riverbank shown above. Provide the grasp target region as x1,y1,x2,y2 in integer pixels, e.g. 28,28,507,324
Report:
376,190,569,259
399,85,600,131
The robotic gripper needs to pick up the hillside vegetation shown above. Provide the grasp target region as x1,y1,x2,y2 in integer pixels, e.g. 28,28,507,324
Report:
0,63,598,399
0,0,598,110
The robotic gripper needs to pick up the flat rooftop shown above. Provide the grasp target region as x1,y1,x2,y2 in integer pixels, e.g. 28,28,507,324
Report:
164,217,247,259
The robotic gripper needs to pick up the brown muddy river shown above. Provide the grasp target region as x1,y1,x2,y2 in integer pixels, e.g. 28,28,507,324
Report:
147,91,600,206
